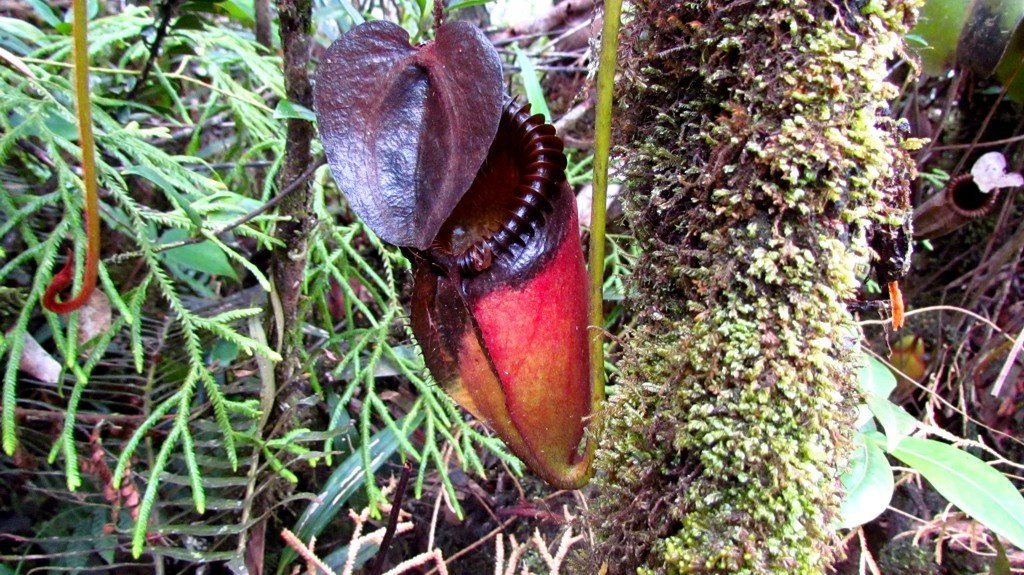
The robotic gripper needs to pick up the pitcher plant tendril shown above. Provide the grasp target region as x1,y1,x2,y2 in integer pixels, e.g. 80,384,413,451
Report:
42,0,101,314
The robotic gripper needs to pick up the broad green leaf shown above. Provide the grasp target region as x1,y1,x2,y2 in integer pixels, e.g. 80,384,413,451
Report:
125,165,203,227
159,229,238,280
839,432,894,529
855,402,874,430
209,339,240,366
273,100,316,122
42,110,79,141
857,355,897,397
512,44,551,122
997,26,1024,102
865,394,918,451
217,0,255,26
907,0,969,75
313,1,364,28
890,437,1024,549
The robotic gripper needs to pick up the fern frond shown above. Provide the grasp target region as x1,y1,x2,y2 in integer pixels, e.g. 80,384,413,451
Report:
132,422,183,557
179,415,207,514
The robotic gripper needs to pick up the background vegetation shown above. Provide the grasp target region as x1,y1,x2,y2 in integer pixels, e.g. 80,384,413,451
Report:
0,0,1022,573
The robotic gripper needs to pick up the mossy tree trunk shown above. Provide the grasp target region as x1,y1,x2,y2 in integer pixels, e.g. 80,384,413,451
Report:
592,0,917,572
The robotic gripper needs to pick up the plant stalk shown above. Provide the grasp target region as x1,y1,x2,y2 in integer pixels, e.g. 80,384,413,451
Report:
42,0,100,315
587,0,623,418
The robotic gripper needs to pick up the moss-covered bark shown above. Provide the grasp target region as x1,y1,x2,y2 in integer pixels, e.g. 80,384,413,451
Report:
592,1,917,572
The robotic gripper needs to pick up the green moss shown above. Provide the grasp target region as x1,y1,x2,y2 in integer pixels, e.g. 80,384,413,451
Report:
877,539,940,575
592,0,918,572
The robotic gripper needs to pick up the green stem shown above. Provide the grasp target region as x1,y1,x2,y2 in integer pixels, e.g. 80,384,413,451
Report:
588,0,623,413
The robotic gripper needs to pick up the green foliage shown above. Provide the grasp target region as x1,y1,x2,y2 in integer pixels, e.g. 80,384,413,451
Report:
890,437,1024,549
1,2,513,566
841,356,1024,552
2,3,279,467
512,44,552,122
445,0,494,11
278,413,416,573
909,0,1024,101
918,167,950,189
838,431,893,529
304,168,517,511
1,8,289,563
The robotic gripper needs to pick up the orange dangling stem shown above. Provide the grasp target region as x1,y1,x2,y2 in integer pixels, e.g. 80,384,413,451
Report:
888,280,904,331
42,0,100,314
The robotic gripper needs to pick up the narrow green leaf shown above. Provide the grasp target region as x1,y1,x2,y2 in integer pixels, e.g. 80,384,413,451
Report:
890,437,1024,549
839,432,894,528
112,391,180,489
903,33,927,47
159,229,238,280
0,17,44,45
324,540,377,573
124,165,203,227
180,426,207,514
263,446,299,483
133,425,184,557
204,233,271,290
277,413,420,575
23,0,61,27
446,0,493,11
512,44,551,122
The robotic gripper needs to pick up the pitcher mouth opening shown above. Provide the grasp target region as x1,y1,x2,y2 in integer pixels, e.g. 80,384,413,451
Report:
430,98,567,277
946,173,997,218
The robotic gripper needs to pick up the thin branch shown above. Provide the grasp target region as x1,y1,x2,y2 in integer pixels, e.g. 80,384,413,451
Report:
859,305,1015,343
368,463,413,575
106,157,326,264
930,133,1024,151
281,529,334,575
423,518,517,575
991,324,1024,397
126,0,180,101
14,408,166,426
255,0,273,48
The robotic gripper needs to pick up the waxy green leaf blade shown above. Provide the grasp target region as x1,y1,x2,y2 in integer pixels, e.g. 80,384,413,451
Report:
890,437,1024,549
839,432,894,529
